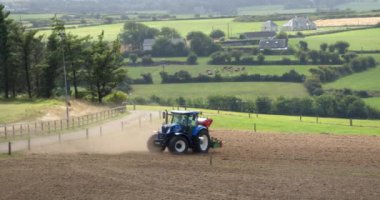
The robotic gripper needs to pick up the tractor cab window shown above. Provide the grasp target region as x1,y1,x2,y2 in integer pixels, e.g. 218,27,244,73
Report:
172,114,189,126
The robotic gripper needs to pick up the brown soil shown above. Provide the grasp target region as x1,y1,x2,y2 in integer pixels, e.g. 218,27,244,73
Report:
0,130,379,200
315,17,380,27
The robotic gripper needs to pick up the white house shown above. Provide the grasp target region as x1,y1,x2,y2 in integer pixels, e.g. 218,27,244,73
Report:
282,16,317,31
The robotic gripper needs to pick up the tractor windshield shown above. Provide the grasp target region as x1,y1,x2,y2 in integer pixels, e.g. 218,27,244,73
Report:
171,114,189,126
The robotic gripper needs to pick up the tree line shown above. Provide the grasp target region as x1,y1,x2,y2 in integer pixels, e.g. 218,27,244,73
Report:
0,6,127,103
131,94,380,119
159,70,305,84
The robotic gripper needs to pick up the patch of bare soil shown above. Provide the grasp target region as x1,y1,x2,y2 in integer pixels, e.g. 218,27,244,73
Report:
0,130,379,200
315,17,380,26
38,100,108,121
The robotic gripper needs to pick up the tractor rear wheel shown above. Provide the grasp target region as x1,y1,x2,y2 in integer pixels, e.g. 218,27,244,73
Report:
147,134,165,153
169,136,189,154
194,130,210,153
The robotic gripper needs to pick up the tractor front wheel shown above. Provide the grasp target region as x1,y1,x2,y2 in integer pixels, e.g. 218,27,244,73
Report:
147,134,165,153
194,130,210,153
169,136,189,154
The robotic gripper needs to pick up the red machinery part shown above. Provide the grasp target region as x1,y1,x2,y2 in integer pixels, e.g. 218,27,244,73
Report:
197,118,213,128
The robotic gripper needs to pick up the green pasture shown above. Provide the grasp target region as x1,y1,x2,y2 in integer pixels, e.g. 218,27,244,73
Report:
289,28,380,51
0,99,61,124
364,97,380,110
136,105,380,135
38,18,287,40
237,5,317,16
324,66,380,92
130,82,308,100
337,0,380,11
127,64,317,83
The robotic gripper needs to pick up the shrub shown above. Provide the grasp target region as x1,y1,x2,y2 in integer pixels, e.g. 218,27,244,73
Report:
142,55,154,65
104,91,128,105
187,52,198,65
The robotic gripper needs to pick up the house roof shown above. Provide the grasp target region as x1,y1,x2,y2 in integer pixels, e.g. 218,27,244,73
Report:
259,39,287,49
282,16,315,27
242,31,276,39
263,20,278,27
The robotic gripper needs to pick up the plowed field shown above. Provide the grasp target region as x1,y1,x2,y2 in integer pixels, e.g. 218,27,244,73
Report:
1,130,379,200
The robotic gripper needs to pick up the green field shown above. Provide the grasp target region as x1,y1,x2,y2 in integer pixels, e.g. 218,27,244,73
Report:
364,97,380,110
324,66,380,92
131,82,308,100
9,13,61,20
0,99,61,124
127,64,317,83
237,5,317,15
138,105,380,135
337,0,380,11
38,18,287,40
289,28,380,51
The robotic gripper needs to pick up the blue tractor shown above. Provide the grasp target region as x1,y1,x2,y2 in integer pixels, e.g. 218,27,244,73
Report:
148,110,222,154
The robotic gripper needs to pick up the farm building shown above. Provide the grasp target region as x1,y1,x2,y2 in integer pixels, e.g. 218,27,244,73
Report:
143,38,186,51
259,39,288,50
262,20,278,32
282,16,317,31
240,31,276,40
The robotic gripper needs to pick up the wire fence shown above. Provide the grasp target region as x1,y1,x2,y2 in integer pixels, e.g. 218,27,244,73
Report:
0,106,126,140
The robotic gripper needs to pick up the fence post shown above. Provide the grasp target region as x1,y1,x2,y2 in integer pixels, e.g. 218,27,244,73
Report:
139,117,142,128
133,104,136,110
28,137,31,151
121,121,124,131
8,142,11,155
299,115,302,122
4,125,7,139
48,122,51,134
86,128,89,139
100,126,102,136
34,122,37,134
54,121,57,132
249,113,251,118
316,116,319,124
12,125,15,138
150,113,152,123
350,119,353,126
254,123,257,133
41,122,44,132
58,132,62,144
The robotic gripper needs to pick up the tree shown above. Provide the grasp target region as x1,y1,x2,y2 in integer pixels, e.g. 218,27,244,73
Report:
12,26,42,98
187,52,197,64
308,50,319,64
230,50,242,63
64,33,90,99
320,43,328,52
152,37,188,57
255,97,272,114
275,32,288,40
209,29,225,40
159,27,180,39
334,41,350,54
129,53,138,64
297,51,308,64
87,32,126,103
298,41,308,51
120,22,159,50
187,31,221,56
0,4,11,98
257,53,265,64
40,17,64,98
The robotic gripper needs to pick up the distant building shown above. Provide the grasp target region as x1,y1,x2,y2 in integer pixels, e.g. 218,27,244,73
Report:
143,38,186,51
282,16,317,31
262,20,278,32
240,31,276,40
259,39,288,50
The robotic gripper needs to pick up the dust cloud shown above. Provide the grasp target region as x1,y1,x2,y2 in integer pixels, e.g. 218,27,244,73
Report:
29,111,163,155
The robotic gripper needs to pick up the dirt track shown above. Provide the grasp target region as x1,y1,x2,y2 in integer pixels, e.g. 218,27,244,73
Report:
0,130,379,200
